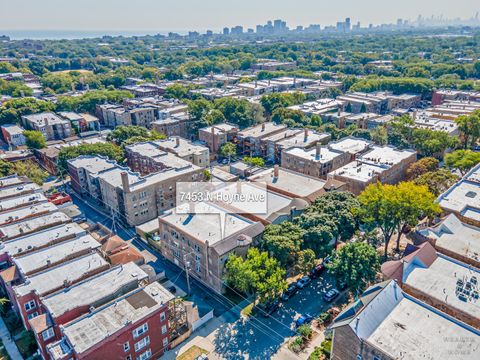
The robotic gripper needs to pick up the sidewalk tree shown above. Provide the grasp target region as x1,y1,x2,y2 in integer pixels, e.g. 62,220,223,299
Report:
243,156,265,167
295,249,316,275
327,242,380,294
224,248,287,305
24,130,46,149
445,149,480,176
357,182,440,258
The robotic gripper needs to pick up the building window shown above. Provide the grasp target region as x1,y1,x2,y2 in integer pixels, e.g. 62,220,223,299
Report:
124,342,130,352
24,300,36,311
42,328,55,341
132,323,148,338
126,356,132,360
136,349,152,360
160,312,166,322
161,325,167,335
162,337,168,347
27,312,39,320
134,336,150,352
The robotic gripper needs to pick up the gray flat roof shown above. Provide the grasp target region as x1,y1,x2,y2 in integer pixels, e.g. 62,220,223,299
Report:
249,168,326,197
238,122,286,139
403,254,480,320
14,235,100,276
0,193,47,212
68,156,116,175
0,223,86,257
328,137,371,155
0,202,58,225
14,253,107,297
0,182,41,200
0,212,71,240
62,282,174,355
43,263,148,318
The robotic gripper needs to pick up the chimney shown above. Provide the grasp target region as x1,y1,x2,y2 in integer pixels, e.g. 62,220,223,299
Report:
175,137,180,147
211,126,215,150
316,143,321,159
121,171,130,193
273,165,279,178
261,123,266,131
304,128,309,141
337,107,341,116
412,110,417,120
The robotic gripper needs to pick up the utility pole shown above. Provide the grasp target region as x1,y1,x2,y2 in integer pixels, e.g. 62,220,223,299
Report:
183,253,191,295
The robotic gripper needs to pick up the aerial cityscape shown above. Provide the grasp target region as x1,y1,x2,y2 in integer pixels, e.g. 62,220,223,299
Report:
0,1,480,360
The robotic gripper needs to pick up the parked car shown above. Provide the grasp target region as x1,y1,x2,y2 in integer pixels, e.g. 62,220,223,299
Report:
295,313,314,327
281,282,298,301
309,264,325,279
296,275,312,289
256,299,280,317
323,288,340,302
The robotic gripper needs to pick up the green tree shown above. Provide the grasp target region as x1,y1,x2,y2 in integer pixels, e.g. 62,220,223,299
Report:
23,130,46,149
406,157,439,180
0,98,55,125
224,248,287,305
455,110,480,149
370,126,388,146
445,149,480,176
327,242,380,294
243,156,265,167
214,98,264,129
262,222,304,267
57,143,124,175
0,159,13,176
357,182,440,257
295,249,317,275
107,125,150,145
414,169,459,196
10,160,48,185
164,84,191,99
218,142,237,160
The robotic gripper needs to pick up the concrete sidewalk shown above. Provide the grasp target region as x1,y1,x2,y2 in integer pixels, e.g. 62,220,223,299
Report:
0,316,23,359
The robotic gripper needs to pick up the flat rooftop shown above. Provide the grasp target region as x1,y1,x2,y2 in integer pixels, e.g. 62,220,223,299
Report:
0,202,58,225
61,282,174,355
68,156,116,175
0,175,28,189
368,296,480,359
0,182,41,200
0,193,47,213
14,235,100,276
0,223,86,257
249,168,326,198
358,146,416,166
14,253,107,297
153,137,208,158
238,122,286,139
275,131,329,149
403,254,480,320
284,146,345,163
330,161,385,183
328,137,371,155
43,262,148,319
161,202,255,245
0,212,71,240
200,123,238,135
418,214,480,265
126,142,192,169
23,112,68,126
438,180,480,220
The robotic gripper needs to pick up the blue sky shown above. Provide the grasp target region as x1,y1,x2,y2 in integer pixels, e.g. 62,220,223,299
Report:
1,0,478,32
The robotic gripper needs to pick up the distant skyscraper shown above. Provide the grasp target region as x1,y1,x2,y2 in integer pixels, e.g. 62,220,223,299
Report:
223,27,229,35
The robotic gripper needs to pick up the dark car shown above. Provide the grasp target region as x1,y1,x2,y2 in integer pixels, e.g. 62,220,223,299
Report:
281,283,298,301
296,275,312,289
323,288,340,302
295,313,314,327
309,264,325,279
256,299,280,317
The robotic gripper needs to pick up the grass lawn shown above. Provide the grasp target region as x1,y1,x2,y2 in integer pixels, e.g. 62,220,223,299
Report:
177,345,208,360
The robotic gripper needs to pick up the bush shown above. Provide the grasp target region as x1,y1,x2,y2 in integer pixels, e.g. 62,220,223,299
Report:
297,324,313,339
288,336,305,353
317,312,331,325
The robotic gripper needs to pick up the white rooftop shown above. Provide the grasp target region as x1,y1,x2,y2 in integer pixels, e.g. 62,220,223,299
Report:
0,212,71,240
68,156,116,175
14,235,100,276
0,202,58,226
284,146,345,163
238,122,286,139
62,282,173,355
0,182,41,200
14,253,107,297
328,137,371,155
358,146,416,166
43,262,148,318
0,193,47,212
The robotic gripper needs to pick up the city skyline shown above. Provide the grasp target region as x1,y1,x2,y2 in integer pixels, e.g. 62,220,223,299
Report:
1,0,479,34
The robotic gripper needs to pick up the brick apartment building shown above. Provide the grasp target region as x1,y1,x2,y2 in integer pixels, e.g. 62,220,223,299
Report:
21,113,72,141
198,123,239,159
